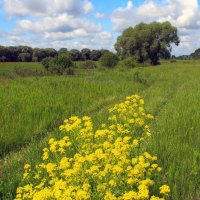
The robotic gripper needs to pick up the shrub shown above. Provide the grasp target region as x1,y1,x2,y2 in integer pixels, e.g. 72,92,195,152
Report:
16,95,170,200
54,55,74,69
41,55,74,75
100,52,119,68
41,57,54,70
81,60,97,69
122,57,136,68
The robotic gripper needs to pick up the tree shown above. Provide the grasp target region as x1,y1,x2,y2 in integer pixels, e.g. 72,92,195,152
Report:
45,48,57,58
115,21,180,65
6,46,21,61
58,48,68,55
32,48,47,62
90,50,102,61
81,48,91,60
100,52,119,68
69,49,82,61
190,48,200,59
0,46,7,61
18,53,32,62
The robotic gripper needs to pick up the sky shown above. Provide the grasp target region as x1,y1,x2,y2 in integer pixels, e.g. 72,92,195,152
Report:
0,0,200,56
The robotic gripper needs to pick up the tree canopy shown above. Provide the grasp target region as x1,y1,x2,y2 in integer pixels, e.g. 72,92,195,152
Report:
115,21,180,65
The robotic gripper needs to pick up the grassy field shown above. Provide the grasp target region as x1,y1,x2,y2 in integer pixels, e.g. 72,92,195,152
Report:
0,62,43,73
0,60,200,199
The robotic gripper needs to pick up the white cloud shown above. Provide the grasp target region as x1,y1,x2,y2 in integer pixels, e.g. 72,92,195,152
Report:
83,1,94,14
99,32,113,40
1,0,115,51
16,14,102,35
3,0,106,44
4,0,94,17
94,12,106,19
44,29,89,41
111,0,200,31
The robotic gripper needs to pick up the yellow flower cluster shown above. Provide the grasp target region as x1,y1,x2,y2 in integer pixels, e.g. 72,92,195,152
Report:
15,95,170,200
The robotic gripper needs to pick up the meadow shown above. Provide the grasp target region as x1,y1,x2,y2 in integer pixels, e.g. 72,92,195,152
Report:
0,62,43,73
0,60,200,199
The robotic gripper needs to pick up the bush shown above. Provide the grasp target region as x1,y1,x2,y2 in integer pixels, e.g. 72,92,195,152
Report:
122,57,136,68
41,57,54,70
81,60,97,69
100,52,119,68
41,55,74,75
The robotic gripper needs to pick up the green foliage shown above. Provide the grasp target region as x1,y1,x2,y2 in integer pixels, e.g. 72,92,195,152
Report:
18,53,32,62
122,57,137,68
90,50,102,61
41,57,54,70
41,55,74,75
81,48,91,60
69,49,82,61
190,48,200,59
80,60,97,69
115,21,180,65
100,52,119,68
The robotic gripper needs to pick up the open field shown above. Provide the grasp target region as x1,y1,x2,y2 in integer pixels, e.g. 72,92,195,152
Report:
0,60,200,199
0,62,43,73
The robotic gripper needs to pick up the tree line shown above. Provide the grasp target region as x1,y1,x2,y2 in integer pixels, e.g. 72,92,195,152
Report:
0,21,180,65
0,46,110,62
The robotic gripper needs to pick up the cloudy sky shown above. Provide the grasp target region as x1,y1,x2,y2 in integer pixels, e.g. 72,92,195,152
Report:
0,0,200,55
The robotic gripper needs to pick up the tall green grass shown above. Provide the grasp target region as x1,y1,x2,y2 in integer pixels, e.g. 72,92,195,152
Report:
0,60,200,199
0,69,147,156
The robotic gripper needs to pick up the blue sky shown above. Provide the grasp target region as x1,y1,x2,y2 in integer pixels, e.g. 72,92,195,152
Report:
0,0,200,55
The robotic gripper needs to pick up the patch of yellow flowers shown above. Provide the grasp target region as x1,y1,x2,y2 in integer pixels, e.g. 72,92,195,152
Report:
15,94,170,200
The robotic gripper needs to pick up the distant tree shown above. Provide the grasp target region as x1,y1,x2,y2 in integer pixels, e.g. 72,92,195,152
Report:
115,21,180,65
18,53,32,62
176,55,191,60
69,49,82,61
81,48,91,60
58,48,68,55
18,46,33,54
90,50,102,61
100,52,119,68
45,48,57,58
6,46,21,61
190,48,200,59
32,48,49,62
0,56,6,62
100,49,109,56
0,46,7,61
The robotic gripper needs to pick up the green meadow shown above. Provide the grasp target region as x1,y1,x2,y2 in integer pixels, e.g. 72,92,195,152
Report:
0,62,43,73
0,60,200,199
